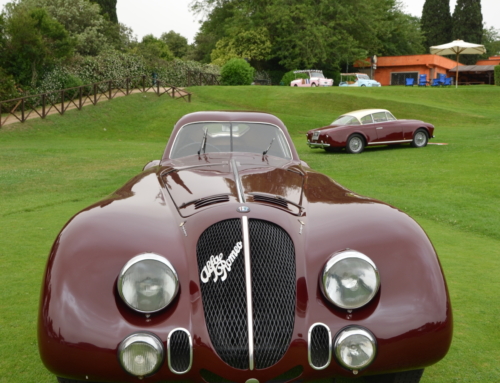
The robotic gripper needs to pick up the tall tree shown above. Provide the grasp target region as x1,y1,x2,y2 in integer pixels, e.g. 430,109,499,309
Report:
160,30,188,58
421,0,452,47
90,0,118,23
452,0,483,64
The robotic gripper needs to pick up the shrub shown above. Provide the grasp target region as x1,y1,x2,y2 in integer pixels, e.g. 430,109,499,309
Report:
495,65,500,86
0,67,20,101
221,58,255,86
280,70,307,86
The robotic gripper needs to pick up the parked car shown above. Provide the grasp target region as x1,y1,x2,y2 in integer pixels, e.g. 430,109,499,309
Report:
39,111,451,383
307,109,434,154
290,70,334,87
339,73,381,87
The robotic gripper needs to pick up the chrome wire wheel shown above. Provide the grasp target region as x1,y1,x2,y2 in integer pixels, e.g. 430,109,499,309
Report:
346,135,365,154
411,130,428,148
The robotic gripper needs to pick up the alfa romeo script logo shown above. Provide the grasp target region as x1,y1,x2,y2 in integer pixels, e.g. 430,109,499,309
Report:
200,241,243,283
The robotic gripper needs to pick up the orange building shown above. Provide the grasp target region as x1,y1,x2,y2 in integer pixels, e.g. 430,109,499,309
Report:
355,54,462,85
476,56,500,65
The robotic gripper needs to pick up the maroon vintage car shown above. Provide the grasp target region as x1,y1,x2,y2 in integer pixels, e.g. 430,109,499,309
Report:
38,111,452,383
306,109,435,154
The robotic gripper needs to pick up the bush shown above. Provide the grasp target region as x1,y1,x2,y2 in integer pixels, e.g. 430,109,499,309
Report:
280,70,307,86
0,67,20,101
221,58,255,86
495,65,500,86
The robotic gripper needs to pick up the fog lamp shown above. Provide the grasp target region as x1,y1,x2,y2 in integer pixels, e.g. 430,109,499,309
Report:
334,327,376,370
118,333,164,377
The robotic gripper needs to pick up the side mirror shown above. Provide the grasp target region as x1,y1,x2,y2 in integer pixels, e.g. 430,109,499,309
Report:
143,160,161,171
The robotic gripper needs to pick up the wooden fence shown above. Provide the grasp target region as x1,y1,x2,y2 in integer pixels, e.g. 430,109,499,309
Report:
0,75,192,128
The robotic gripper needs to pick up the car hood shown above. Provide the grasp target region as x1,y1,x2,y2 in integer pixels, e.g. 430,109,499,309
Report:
161,153,304,217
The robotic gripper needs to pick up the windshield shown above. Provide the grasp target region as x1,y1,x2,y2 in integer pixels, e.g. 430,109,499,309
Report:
331,115,361,126
310,72,325,78
171,122,292,159
358,74,370,80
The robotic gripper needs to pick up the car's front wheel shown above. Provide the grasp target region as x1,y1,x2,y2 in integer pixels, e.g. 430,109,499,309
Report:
411,129,428,148
363,369,424,383
346,134,365,154
311,83,317,87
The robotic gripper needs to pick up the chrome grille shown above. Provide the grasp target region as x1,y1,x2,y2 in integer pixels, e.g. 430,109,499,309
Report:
168,329,192,374
196,219,296,370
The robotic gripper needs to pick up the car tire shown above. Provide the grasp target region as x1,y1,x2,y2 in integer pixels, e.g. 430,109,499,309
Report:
363,369,424,383
311,83,317,87
361,84,366,87
346,134,365,154
411,129,428,148
294,84,298,87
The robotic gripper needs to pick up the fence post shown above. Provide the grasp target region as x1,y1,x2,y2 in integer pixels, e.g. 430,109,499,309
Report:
142,75,146,93
188,93,191,103
42,94,46,118
171,86,175,98
157,80,160,95
79,87,83,109
61,90,65,115
94,84,97,105
109,80,112,99
126,78,129,95
21,97,25,122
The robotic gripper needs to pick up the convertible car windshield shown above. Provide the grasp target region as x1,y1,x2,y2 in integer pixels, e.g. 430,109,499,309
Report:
311,72,325,78
171,122,292,159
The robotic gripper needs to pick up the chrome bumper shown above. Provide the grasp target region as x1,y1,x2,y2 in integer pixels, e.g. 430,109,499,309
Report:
307,141,330,149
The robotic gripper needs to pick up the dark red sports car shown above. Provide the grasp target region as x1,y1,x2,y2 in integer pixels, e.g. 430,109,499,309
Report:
38,111,451,383
306,109,435,153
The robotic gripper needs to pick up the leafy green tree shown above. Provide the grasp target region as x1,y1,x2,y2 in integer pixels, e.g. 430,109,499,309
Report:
495,64,500,86
160,30,189,58
0,67,20,101
18,0,122,55
421,0,452,47
380,11,426,55
220,58,255,85
90,0,118,23
3,6,74,87
129,35,174,71
480,27,500,58
452,0,483,64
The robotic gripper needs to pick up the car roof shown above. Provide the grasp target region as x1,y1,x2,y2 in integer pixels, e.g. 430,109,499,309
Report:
342,109,390,119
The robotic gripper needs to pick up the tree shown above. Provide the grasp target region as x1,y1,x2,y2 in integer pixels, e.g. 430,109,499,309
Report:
381,10,426,55
481,26,500,58
160,30,189,58
3,6,74,87
220,58,255,85
452,0,483,64
90,0,118,23
129,35,174,71
421,0,452,47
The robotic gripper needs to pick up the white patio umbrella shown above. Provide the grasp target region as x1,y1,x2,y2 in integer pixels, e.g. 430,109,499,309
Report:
430,40,486,88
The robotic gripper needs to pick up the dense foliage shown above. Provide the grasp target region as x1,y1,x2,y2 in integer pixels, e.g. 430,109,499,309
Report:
190,0,426,72
220,58,254,85
161,30,189,59
495,65,500,86
90,0,117,23
452,0,483,64
421,0,452,47
280,70,307,86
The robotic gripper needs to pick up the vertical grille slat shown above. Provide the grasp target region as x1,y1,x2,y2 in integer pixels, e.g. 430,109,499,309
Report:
168,329,192,373
197,219,296,370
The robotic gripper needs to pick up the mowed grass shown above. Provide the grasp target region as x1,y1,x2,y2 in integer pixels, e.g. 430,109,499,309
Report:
1,85,499,382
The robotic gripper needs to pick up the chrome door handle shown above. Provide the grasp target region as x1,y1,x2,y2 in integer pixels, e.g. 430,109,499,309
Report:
376,127,383,130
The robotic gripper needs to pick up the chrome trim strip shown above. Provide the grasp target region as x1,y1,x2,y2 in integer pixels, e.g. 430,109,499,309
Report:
231,159,245,203
308,323,332,370
367,139,412,145
241,215,254,370
307,141,330,148
167,328,193,374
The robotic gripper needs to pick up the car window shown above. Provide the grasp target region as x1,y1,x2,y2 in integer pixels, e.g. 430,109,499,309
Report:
331,115,360,125
361,115,374,124
171,122,292,159
386,112,397,121
358,74,370,80
310,72,325,78
372,112,387,123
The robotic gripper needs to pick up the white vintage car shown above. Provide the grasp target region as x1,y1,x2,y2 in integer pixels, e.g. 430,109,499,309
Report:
339,73,381,87
290,70,334,87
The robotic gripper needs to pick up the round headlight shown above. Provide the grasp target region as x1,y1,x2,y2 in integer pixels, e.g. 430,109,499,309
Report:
334,327,376,370
118,253,179,313
321,250,380,309
118,333,164,377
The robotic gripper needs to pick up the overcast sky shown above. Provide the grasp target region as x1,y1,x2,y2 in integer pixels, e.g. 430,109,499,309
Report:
1,0,499,45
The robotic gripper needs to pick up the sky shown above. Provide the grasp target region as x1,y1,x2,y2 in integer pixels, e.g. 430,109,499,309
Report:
1,0,499,45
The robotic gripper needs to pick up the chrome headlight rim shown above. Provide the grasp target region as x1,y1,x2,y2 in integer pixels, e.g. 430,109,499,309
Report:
334,326,377,371
118,332,164,377
117,253,179,314
321,249,380,310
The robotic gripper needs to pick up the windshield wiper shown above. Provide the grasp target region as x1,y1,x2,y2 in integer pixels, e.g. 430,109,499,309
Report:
263,138,275,155
198,127,208,155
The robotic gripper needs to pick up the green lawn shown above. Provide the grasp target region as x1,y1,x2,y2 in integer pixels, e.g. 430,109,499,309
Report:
1,85,499,382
